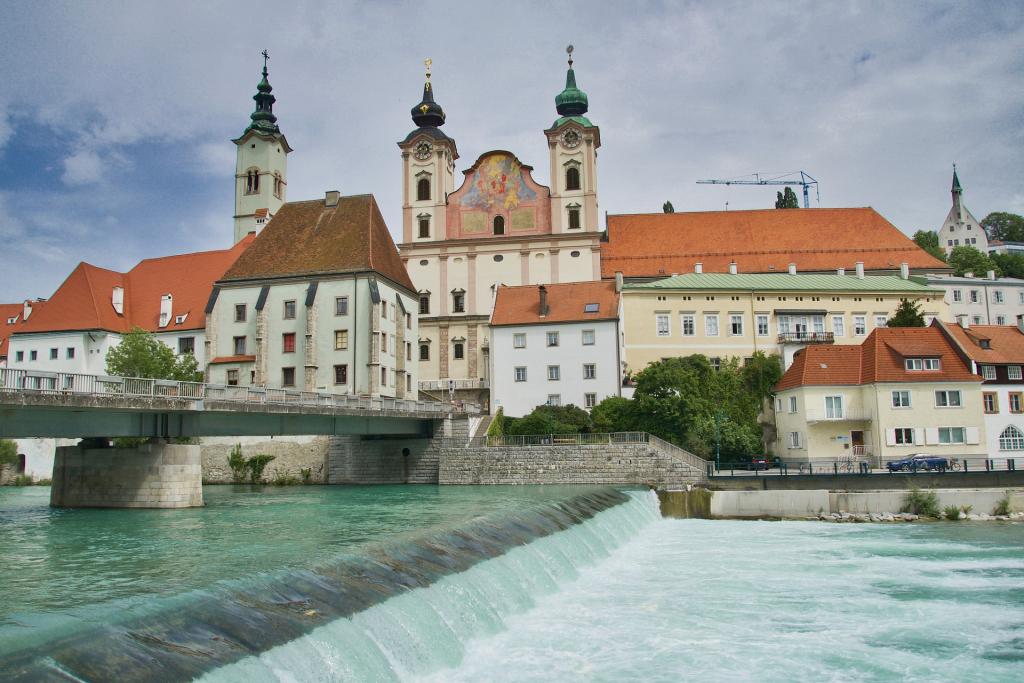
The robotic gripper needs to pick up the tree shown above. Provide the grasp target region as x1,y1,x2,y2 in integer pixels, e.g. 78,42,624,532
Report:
912,230,946,262
740,352,784,401
887,298,926,327
504,404,593,436
0,439,18,468
663,201,675,213
947,245,999,277
775,187,799,209
105,326,202,381
991,252,1024,279
981,212,1024,243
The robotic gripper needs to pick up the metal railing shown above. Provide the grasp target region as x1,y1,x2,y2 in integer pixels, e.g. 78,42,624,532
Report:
480,432,649,447
419,378,490,391
648,434,710,474
711,455,1022,476
777,332,835,344
0,368,471,416
805,409,871,423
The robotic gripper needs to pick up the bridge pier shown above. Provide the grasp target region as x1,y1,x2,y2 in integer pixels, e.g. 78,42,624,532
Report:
51,442,203,508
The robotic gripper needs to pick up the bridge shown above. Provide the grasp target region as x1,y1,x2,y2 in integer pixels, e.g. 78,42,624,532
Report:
0,369,471,439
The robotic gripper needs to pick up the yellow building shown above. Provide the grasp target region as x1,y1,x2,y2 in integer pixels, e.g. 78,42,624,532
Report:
620,267,949,378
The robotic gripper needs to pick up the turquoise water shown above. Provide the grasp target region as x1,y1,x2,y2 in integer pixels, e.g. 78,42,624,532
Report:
2,486,1023,681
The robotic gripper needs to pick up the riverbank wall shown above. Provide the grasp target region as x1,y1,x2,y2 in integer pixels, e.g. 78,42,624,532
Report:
708,470,1024,491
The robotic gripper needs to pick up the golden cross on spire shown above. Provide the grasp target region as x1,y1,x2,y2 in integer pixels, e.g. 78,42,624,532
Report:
424,58,432,91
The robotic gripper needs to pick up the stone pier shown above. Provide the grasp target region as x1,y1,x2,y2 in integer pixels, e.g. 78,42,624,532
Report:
51,442,203,508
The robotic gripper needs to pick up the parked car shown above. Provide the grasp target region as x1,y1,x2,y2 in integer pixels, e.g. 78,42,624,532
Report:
886,453,949,472
747,456,771,471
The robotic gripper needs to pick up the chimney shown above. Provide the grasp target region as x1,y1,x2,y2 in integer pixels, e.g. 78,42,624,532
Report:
788,263,797,275
728,261,738,275
22,300,32,321
614,272,623,293
900,262,910,280
538,285,549,317
855,261,865,279
987,270,996,281
837,267,846,276
325,190,340,207
112,286,124,315
159,294,172,329
694,262,703,274
957,314,970,329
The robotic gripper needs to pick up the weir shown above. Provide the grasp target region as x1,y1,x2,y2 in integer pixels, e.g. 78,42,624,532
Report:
0,488,649,682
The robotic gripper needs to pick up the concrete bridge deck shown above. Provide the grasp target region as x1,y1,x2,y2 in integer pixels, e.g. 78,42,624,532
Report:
0,369,470,439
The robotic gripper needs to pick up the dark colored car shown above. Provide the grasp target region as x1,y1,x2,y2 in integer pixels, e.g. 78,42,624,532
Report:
748,456,770,471
886,453,949,472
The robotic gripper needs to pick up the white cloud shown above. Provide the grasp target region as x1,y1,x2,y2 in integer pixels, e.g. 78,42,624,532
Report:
61,149,105,186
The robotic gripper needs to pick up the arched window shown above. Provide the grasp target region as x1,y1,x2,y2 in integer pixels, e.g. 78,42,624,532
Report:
417,177,431,201
565,166,581,191
245,169,260,194
999,425,1024,450
493,215,505,235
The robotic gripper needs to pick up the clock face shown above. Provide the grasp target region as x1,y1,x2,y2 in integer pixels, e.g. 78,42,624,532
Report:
414,141,433,160
561,129,582,149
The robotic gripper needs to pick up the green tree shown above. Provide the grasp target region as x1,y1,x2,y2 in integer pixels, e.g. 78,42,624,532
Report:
740,352,784,402
0,439,18,467
981,212,1024,243
947,246,999,277
887,298,926,327
912,230,946,262
105,327,202,381
991,252,1024,279
505,404,592,435
775,187,799,209
663,201,675,213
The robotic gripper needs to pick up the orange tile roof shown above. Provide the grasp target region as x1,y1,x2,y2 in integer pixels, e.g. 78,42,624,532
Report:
602,208,949,279
221,194,415,292
209,355,256,364
13,237,253,337
491,280,619,326
0,302,24,360
938,321,1024,364
776,327,978,391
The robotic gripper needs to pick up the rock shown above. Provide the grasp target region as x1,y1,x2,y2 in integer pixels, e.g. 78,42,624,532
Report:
869,513,881,522
958,511,968,520
905,513,919,521
830,512,841,519
881,512,894,522
968,513,981,521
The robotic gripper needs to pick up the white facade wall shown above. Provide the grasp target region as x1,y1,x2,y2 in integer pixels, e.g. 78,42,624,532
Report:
927,275,1024,326
490,320,619,417
8,330,206,376
981,382,1024,459
234,130,288,243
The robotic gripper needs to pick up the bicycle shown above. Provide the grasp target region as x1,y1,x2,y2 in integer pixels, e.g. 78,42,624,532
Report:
948,458,963,472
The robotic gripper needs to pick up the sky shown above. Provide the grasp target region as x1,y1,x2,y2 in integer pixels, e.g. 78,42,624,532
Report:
1,1,1022,303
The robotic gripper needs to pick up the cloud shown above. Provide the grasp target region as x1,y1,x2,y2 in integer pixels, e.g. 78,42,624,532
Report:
61,149,105,186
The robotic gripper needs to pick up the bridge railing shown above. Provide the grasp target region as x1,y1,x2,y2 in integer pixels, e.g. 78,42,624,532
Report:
0,368,468,415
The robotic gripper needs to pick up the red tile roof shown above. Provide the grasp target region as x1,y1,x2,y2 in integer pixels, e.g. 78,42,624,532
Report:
12,237,253,337
0,302,24,360
209,355,256,364
602,208,949,279
938,321,1024,365
776,327,978,391
221,194,415,292
491,281,619,326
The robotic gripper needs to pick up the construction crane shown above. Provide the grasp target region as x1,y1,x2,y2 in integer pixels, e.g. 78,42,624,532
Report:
696,171,820,208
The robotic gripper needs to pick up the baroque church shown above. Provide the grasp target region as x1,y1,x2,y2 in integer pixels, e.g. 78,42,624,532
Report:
397,53,605,407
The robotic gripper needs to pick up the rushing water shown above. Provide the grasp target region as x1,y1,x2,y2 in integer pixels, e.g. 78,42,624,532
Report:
2,486,1023,682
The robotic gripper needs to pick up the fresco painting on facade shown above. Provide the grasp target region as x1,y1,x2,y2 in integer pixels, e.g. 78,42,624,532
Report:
460,153,538,211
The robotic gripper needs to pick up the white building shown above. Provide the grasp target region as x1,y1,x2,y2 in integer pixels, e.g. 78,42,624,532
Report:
207,192,419,397
936,166,988,256
924,273,1024,326
489,281,621,416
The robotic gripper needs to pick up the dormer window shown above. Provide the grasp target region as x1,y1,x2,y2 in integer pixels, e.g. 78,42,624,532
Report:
981,365,997,380
905,358,941,371
584,303,599,313
174,314,188,325
6,316,17,324
980,339,992,349
245,168,260,194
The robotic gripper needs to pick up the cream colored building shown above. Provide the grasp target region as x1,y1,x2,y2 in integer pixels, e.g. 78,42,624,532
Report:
397,59,602,407
773,327,986,466
936,166,987,256
620,267,949,377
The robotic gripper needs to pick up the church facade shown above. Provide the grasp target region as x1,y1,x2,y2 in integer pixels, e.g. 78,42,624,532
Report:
936,166,987,256
397,55,603,407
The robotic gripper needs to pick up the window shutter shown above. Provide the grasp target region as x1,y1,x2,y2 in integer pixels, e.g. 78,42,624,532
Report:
914,428,926,446
965,427,980,445
925,428,939,445
885,429,897,446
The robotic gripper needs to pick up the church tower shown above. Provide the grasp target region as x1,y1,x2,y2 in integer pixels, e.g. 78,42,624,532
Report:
398,60,458,244
544,46,601,234
233,51,292,244
937,165,987,255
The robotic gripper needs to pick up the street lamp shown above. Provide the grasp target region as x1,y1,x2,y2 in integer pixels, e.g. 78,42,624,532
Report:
714,412,725,472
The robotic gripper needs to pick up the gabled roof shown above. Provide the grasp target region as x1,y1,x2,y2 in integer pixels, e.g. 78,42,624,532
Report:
491,280,619,327
776,327,978,391
603,208,949,279
0,303,24,359
625,272,937,293
220,194,415,293
12,238,253,337
938,321,1024,365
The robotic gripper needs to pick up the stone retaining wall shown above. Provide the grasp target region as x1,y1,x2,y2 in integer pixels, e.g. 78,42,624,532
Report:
201,436,330,484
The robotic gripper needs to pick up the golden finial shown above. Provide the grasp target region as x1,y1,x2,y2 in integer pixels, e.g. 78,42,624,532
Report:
424,57,433,90
566,44,574,68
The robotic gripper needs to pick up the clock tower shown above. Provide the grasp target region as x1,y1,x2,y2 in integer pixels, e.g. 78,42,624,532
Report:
544,46,600,234
398,60,458,244
232,51,292,244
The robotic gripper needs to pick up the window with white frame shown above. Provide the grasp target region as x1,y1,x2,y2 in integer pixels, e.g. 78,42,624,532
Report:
894,428,914,445
705,314,719,337
756,314,769,337
994,290,1005,304
513,333,526,349
972,315,984,325
581,329,595,346
904,357,941,371
953,289,963,302
1019,290,1024,304
832,315,845,337
997,315,1007,325
938,427,966,444
969,290,979,303
547,365,561,381
776,398,782,412
892,390,911,408
874,314,888,328
584,393,597,408
729,314,743,336
681,314,695,336
813,316,825,335
777,316,791,335
982,365,997,380
854,315,867,336
789,396,797,413
583,363,596,379
656,313,670,337
547,331,560,346
547,394,561,407
1010,366,1023,380
788,431,802,448
935,390,962,407
514,367,527,382
999,425,1024,450
825,395,843,419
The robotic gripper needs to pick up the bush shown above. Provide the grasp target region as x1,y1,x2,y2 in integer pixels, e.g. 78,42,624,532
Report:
901,488,940,517
943,504,964,521
113,437,149,449
993,492,1012,516
247,454,275,484
271,469,300,486
505,404,592,436
486,408,506,438
0,440,17,467
12,474,34,486
228,444,247,483
301,468,313,485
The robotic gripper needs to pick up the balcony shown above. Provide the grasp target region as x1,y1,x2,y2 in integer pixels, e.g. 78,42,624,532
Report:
777,332,835,345
805,408,871,423
419,378,490,391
